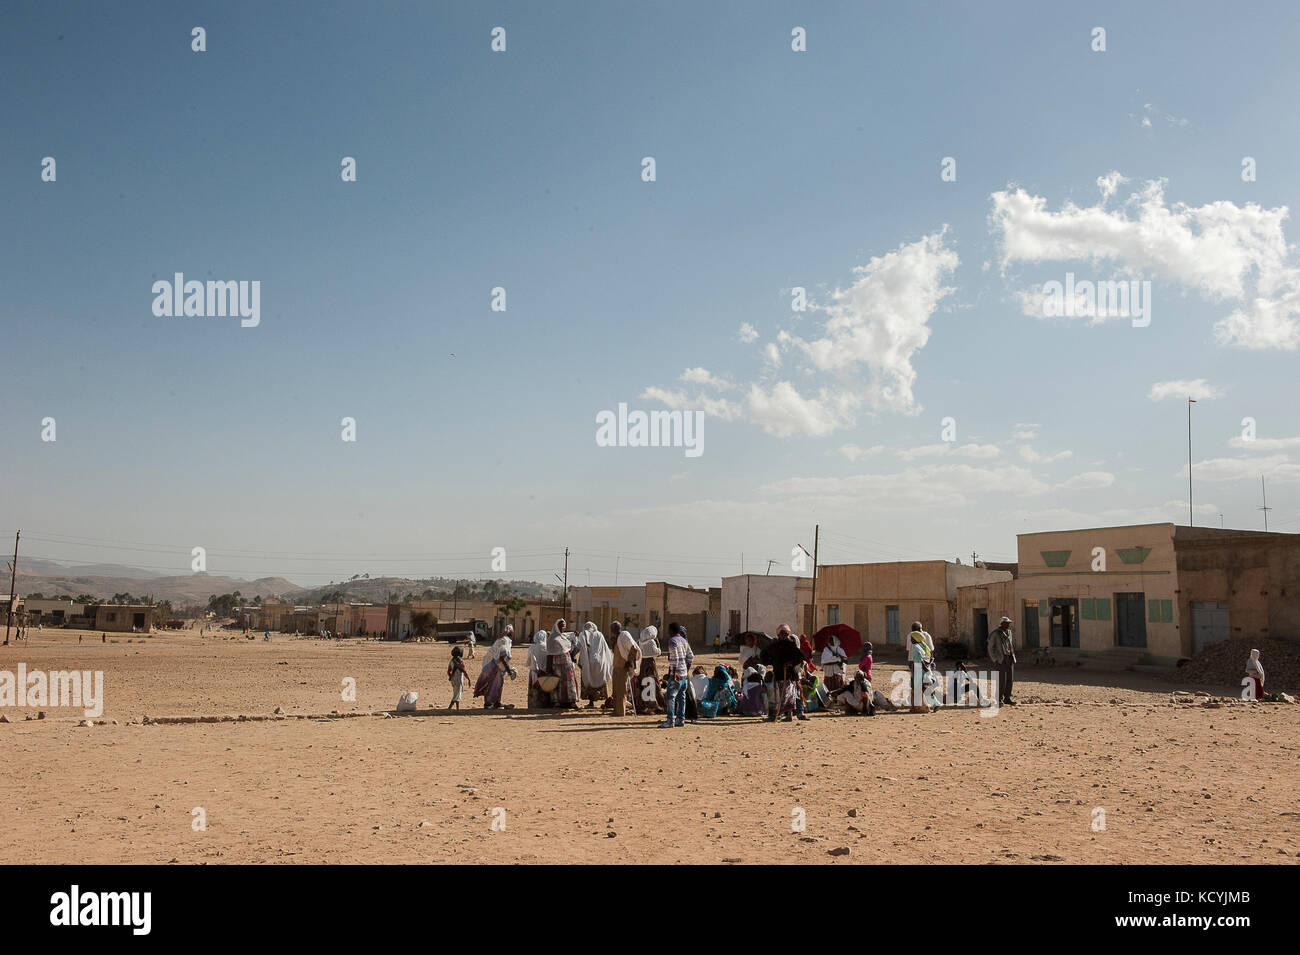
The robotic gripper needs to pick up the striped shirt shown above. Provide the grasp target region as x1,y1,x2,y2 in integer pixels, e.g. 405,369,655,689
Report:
666,635,694,678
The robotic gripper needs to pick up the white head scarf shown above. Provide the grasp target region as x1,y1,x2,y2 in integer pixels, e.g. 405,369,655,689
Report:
528,630,549,680
577,621,613,687
546,629,573,656
1247,649,1265,680
638,625,660,658
480,633,512,676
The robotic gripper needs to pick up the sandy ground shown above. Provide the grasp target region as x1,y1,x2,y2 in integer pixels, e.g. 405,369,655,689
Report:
1,627,1297,864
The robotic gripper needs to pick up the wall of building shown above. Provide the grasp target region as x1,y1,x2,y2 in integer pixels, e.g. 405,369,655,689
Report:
94,605,155,632
815,561,1004,646
721,575,809,638
1016,523,1180,657
955,580,1019,650
569,586,646,634
1173,527,1300,651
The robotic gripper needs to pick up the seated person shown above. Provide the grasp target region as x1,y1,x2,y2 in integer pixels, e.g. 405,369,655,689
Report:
700,664,739,717
831,669,874,715
739,665,767,715
799,672,832,712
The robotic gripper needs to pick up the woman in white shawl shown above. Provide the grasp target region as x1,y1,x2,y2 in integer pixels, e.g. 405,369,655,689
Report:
634,625,666,715
820,636,848,692
544,620,580,708
526,629,549,709
1246,649,1266,700
473,627,514,708
576,621,613,707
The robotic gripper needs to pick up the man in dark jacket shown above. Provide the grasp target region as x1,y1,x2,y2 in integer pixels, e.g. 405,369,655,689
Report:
758,624,809,722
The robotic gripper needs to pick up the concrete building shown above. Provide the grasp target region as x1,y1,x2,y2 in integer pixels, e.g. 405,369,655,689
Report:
1016,523,1300,662
815,560,1013,647
721,574,813,640
94,604,155,632
569,586,647,634
646,581,711,647
23,597,86,625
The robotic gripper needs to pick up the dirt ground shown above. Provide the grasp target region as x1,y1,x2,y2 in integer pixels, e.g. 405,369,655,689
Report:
1,627,1297,864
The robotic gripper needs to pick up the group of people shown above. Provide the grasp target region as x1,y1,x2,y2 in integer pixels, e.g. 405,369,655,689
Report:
448,615,1283,716
457,618,899,722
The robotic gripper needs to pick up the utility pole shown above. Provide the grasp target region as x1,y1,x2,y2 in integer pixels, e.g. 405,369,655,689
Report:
765,559,775,575
614,556,620,586
808,524,820,635
1259,475,1272,531
745,574,751,632
4,531,18,646
1187,397,1197,526
562,547,569,622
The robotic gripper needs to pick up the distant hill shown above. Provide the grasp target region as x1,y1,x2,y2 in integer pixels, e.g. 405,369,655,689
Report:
17,558,164,579
12,561,557,609
299,576,560,606
14,566,305,606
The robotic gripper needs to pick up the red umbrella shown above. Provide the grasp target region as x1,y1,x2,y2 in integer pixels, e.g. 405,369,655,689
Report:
812,623,862,657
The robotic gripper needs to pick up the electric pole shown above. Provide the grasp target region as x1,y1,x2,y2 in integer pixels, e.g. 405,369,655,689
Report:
1188,397,1197,525
4,530,18,646
809,524,820,634
562,547,569,622
1259,475,1272,531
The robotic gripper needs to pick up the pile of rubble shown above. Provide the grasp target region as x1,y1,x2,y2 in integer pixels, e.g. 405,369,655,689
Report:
1169,635,1300,694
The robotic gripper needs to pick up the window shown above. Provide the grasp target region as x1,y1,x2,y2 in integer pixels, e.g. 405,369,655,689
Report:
827,604,839,625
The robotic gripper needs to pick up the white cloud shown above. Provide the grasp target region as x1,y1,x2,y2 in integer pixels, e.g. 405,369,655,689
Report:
679,367,731,390
737,322,758,343
640,386,742,421
650,230,959,439
991,176,1300,350
897,442,1001,461
1228,435,1300,451
759,462,1050,508
1148,379,1225,401
1097,171,1128,201
1020,445,1073,464
744,382,858,438
1056,471,1116,490
839,443,884,462
1182,454,1300,483
1012,422,1040,440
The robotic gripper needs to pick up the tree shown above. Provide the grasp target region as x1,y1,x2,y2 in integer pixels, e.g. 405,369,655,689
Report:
410,611,437,637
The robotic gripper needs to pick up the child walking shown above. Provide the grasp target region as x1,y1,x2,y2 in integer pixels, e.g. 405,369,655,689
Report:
447,646,469,709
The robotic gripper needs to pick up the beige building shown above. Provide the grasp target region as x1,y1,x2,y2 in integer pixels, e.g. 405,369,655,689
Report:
815,560,1013,647
94,604,155,632
1016,523,1300,662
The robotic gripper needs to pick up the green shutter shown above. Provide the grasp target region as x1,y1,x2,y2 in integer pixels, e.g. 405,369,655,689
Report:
1039,599,1049,618
1161,599,1173,623
1148,600,1160,623
1096,598,1111,621
1081,598,1095,620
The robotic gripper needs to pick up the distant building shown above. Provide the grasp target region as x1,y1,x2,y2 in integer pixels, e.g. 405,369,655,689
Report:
721,574,813,639
94,604,155,632
815,560,1013,647
24,598,86,625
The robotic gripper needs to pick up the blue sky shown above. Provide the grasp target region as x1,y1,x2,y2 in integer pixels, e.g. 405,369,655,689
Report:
3,1,1299,589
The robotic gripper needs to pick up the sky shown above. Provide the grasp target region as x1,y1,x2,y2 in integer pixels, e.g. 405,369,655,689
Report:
3,1,1300,590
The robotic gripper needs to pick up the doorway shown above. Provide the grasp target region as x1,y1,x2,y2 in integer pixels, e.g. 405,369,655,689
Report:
973,610,989,652
1049,598,1079,648
885,605,900,645
1022,601,1040,649
1115,593,1148,648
